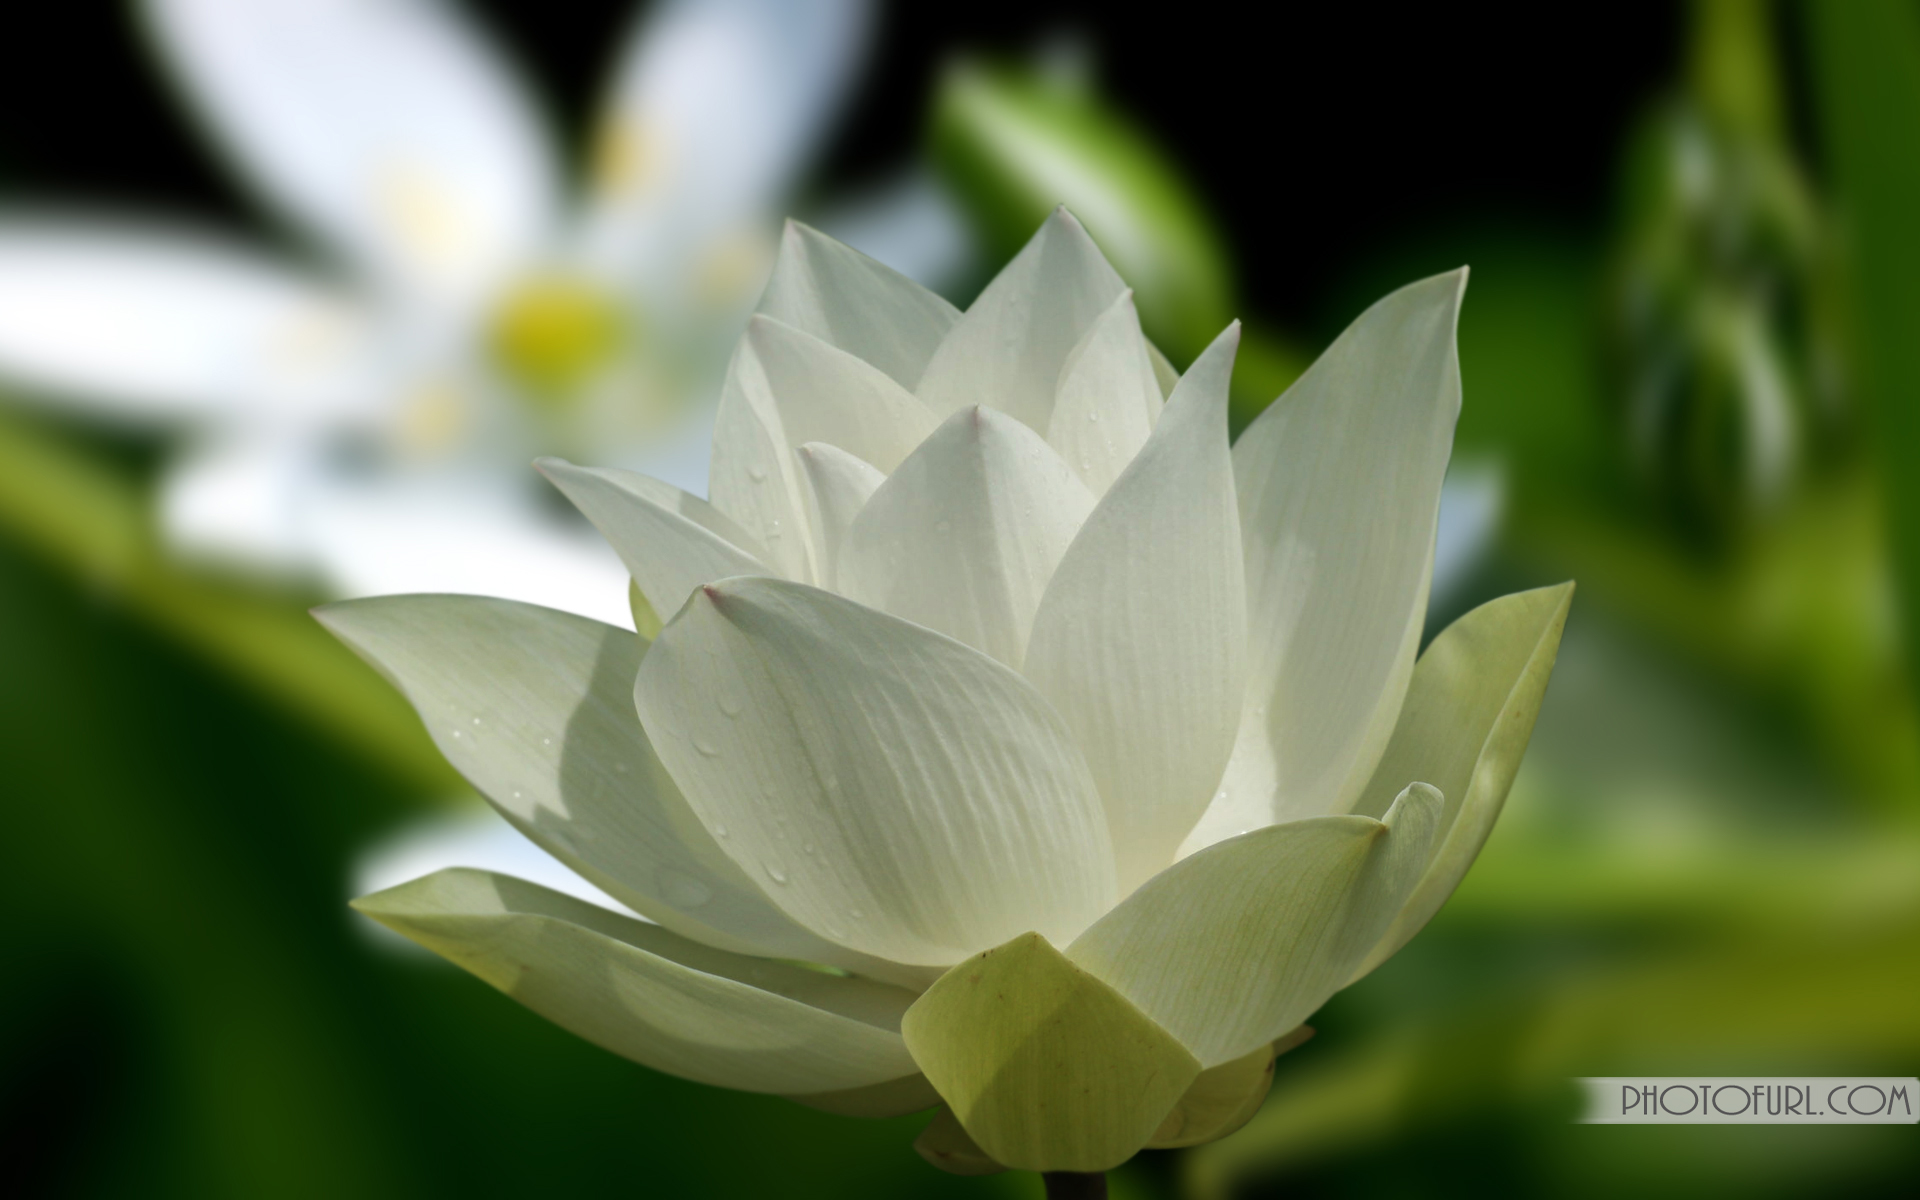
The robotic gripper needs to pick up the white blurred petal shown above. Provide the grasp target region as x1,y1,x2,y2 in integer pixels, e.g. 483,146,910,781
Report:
354,802,629,918
304,470,631,625
144,0,558,310
0,219,378,421
578,0,871,292
809,167,977,297
161,430,327,573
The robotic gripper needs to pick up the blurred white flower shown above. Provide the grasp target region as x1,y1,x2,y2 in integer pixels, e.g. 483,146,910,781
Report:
0,0,873,627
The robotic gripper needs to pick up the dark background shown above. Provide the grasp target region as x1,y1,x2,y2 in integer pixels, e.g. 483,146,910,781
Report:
0,2,1680,334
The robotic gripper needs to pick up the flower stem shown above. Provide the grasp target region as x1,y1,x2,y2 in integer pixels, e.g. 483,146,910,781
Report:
1042,1173,1107,1199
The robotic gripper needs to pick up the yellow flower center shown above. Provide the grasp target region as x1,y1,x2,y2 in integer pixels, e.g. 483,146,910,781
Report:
488,274,628,405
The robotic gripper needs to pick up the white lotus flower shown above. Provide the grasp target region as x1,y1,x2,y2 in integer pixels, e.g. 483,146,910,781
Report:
325,212,1571,1175
0,0,871,627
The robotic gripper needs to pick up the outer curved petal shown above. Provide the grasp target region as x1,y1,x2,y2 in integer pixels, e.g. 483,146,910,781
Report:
538,458,774,620
901,933,1201,1173
1069,784,1442,1067
1349,583,1572,979
1024,324,1246,891
746,315,937,472
143,0,556,309
0,219,376,420
356,868,920,1094
1184,269,1465,851
840,406,1094,669
635,577,1117,967
315,594,836,961
1045,289,1162,495
915,207,1126,431
756,219,960,389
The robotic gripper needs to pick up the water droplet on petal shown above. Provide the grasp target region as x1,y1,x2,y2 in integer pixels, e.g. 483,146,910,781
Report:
694,739,721,758
764,862,789,885
748,466,768,483
802,843,817,856
542,736,553,747
718,696,742,718
713,823,729,839
471,716,483,726
1087,410,1099,423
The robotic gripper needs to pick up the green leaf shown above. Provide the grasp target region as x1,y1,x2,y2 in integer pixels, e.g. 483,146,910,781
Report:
901,932,1201,1172
1807,0,1920,691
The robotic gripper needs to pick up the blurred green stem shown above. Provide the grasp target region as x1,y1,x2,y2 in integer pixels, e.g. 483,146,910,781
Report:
1044,1172,1106,1199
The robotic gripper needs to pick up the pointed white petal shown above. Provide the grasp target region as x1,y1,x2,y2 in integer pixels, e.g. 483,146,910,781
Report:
708,342,818,582
1025,326,1247,891
144,0,557,308
538,458,774,621
1350,584,1571,979
756,217,960,388
1070,784,1442,1067
1045,290,1163,494
796,442,884,588
747,315,938,471
0,219,377,420
577,0,870,305
317,594,848,960
1184,270,1465,851
635,578,1117,967
916,208,1126,431
839,406,1094,668
356,869,920,1093
303,470,632,626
